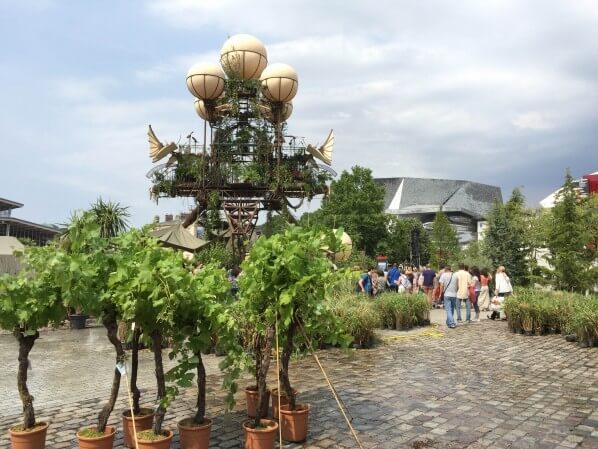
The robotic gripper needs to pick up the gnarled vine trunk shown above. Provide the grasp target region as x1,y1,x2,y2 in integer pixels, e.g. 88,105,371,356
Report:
279,318,297,411
97,305,124,432
194,351,206,424
130,327,142,414
15,330,39,429
253,326,274,427
151,330,166,434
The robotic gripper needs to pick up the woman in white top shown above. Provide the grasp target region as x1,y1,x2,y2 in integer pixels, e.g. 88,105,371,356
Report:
490,266,512,320
494,266,513,298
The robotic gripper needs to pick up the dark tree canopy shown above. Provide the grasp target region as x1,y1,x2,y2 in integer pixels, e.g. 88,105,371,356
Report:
429,211,460,269
301,166,387,256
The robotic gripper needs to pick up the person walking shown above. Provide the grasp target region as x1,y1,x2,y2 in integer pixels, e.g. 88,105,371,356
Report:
478,268,492,311
421,265,436,308
439,265,458,328
456,263,472,322
469,266,482,321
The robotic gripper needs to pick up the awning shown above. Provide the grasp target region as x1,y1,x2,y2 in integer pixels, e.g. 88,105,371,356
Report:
150,223,209,252
0,236,24,255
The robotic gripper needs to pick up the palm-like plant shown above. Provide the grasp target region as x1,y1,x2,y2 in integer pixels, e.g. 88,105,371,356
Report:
89,197,130,238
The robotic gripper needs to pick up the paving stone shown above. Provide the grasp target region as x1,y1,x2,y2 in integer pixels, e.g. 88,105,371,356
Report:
1,318,597,448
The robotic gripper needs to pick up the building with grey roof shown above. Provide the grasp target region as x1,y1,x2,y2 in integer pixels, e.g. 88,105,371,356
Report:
375,177,502,244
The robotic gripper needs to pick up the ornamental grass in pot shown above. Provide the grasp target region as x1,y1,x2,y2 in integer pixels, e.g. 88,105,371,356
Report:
238,227,350,445
0,244,65,449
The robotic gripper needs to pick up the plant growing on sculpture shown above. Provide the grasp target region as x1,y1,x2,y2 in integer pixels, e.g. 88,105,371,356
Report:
0,244,66,447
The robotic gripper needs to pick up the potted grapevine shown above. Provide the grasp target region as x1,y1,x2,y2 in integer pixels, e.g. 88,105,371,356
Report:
58,207,131,447
238,226,349,446
0,244,65,449
166,264,242,449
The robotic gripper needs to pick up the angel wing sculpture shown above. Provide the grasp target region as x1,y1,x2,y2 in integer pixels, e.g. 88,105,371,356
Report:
306,130,334,166
148,125,177,162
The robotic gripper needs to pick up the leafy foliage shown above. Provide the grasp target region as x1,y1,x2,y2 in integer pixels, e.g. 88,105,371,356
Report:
238,226,350,420
384,216,431,265
429,211,460,269
483,192,528,285
301,166,387,256
545,171,597,291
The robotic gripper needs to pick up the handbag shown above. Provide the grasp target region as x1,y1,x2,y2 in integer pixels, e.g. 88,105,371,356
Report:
469,286,476,303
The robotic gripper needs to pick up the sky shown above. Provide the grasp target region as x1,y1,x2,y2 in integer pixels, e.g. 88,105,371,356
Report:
1,0,597,227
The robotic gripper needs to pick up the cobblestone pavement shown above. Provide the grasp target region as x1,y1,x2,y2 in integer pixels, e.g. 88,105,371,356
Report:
1,318,597,449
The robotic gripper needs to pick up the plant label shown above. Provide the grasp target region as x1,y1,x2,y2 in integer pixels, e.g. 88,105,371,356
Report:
116,361,127,375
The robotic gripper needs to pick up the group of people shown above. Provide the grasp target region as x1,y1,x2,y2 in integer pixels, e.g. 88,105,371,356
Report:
357,263,514,328
358,264,437,298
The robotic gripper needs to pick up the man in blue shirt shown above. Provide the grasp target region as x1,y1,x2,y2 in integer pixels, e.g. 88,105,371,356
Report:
359,267,374,295
386,263,400,292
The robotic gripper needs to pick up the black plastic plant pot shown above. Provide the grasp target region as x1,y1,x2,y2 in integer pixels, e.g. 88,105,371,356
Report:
69,314,88,329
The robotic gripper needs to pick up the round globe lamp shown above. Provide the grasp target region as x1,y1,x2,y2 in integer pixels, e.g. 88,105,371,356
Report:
334,230,353,262
260,63,299,103
259,101,293,122
220,34,268,79
186,62,226,100
193,99,209,121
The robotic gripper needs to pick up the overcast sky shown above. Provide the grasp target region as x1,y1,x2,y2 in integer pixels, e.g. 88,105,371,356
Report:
1,0,597,227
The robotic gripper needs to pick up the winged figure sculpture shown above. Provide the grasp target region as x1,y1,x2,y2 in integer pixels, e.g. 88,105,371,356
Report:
148,125,177,163
306,130,334,166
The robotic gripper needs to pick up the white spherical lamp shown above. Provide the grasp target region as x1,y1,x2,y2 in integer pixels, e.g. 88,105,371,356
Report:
220,34,268,79
260,63,299,103
193,99,208,121
186,62,226,100
334,230,353,262
258,101,293,122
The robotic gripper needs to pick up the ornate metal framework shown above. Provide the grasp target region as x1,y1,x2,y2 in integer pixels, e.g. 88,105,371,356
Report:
148,79,333,257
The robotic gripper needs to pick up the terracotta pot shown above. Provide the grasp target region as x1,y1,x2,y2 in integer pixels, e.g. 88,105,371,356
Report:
76,425,116,449
177,418,212,449
270,388,297,419
279,404,309,442
243,419,278,449
136,429,173,449
245,386,270,418
122,408,155,448
9,422,48,449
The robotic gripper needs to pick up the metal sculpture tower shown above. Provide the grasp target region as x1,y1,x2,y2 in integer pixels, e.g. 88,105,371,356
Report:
147,34,335,258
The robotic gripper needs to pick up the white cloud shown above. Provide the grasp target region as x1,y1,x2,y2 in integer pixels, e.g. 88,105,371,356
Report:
512,112,552,130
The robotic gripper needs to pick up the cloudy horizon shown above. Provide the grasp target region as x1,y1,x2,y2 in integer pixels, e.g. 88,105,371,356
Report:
1,0,597,227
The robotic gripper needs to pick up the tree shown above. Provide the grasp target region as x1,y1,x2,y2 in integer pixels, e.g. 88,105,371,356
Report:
545,171,597,291
302,166,387,256
461,240,492,270
484,191,528,286
89,198,130,239
0,246,65,431
384,217,430,265
238,227,349,427
429,211,460,269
